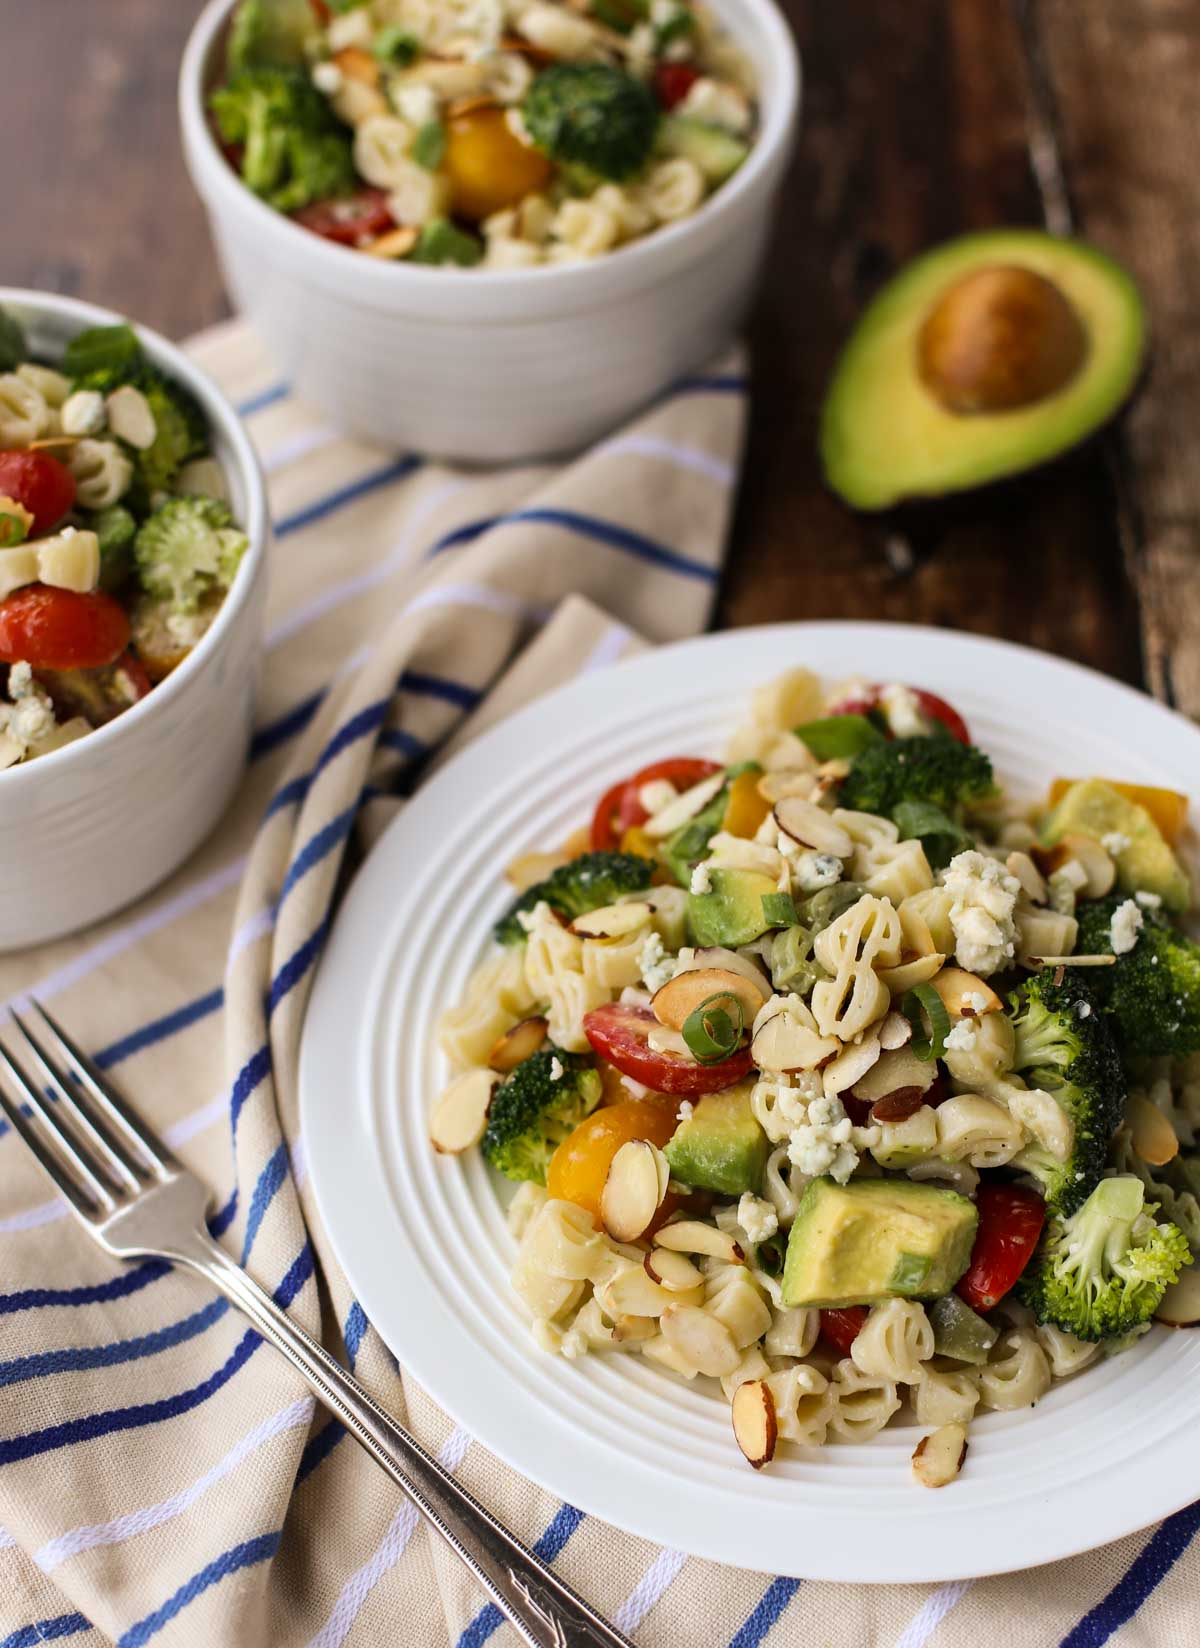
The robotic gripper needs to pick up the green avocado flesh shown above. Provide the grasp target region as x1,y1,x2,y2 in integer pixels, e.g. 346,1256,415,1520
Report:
687,867,778,948
781,1177,978,1309
663,1083,767,1196
820,230,1146,509
1040,778,1190,914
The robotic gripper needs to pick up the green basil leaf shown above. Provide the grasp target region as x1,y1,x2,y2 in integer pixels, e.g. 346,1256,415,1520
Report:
794,714,886,762
892,798,971,871
63,324,140,380
0,309,26,373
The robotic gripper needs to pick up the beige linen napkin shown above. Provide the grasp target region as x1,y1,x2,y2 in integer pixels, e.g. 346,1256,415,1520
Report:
0,323,1195,1648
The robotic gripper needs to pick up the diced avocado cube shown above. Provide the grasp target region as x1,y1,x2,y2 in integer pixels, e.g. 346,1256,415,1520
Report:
657,115,749,184
663,1081,767,1196
780,1177,978,1309
1040,778,1190,913
687,867,778,948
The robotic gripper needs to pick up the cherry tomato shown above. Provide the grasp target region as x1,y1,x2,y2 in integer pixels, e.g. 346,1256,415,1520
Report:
827,683,971,746
956,1183,1046,1313
583,1003,754,1095
820,1307,868,1356
591,776,633,852
654,63,701,109
444,105,553,222
309,0,332,20
293,188,395,247
547,1096,680,1222
0,451,76,536
115,649,153,701
0,587,130,672
616,757,722,834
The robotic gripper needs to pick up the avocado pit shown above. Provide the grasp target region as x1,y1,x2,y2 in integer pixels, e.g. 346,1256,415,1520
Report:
917,263,1089,415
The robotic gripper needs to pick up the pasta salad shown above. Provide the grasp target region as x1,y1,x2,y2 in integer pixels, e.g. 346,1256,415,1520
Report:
0,309,248,767
212,0,756,267
431,667,1200,1485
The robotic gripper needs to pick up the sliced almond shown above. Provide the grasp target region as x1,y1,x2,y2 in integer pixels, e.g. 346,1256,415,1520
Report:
823,1032,882,1097
1038,834,1117,900
645,1247,704,1292
1006,850,1048,905
429,1069,498,1153
756,770,817,804
928,968,1002,1018
334,44,381,85
660,1304,741,1377
570,901,652,940
505,849,566,891
676,948,772,999
1024,952,1116,968
105,385,157,450
597,1264,688,1319
28,433,81,452
912,1423,968,1488
851,1046,936,1104
611,1314,658,1344
774,796,853,858
488,1016,548,1074
446,92,499,118
1128,1091,1180,1166
878,1011,913,1051
363,225,419,260
652,967,763,1031
601,1140,668,1242
655,1220,744,1263
751,1010,838,1073
869,1087,927,1124
731,1379,778,1469
1155,1267,1200,1328
642,773,726,839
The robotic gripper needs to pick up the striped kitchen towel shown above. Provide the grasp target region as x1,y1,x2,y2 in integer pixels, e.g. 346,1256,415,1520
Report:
0,321,1195,1648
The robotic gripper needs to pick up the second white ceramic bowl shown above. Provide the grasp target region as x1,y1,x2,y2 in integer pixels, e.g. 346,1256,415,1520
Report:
179,0,800,462
0,290,269,953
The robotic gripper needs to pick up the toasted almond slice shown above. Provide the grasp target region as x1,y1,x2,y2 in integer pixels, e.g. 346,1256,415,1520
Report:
504,848,567,891
751,1010,838,1073
1128,1091,1180,1166
731,1379,778,1468
28,433,81,451
652,966,763,1031
822,1032,882,1097
429,1069,498,1153
928,968,1002,1018
655,1220,744,1263
774,796,853,858
611,1314,658,1344
363,226,419,260
1155,1267,1200,1327
105,385,157,450
446,92,499,117
851,1046,936,1104
334,44,381,85
571,901,652,940
912,1423,968,1488
1006,850,1048,905
602,1140,668,1242
642,773,726,839
676,947,772,998
1038,834,1117,899
660,1304,741,1377
645,1247,704,1292
756,770,817,804
488,1016,549,1073
868,1086,927,1124
1025,952,1116,968
878,1010,913,1051
597,1264,686,1319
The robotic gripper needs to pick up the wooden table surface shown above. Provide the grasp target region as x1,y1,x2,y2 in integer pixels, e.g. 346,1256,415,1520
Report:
11,0,1198,713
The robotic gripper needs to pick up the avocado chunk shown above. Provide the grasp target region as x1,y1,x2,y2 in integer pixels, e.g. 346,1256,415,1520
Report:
1040,777,1190,914
820,229,1146,509
663,1082,768,1196
781,1177,978,1308
687,867,778,948
657,115,749,184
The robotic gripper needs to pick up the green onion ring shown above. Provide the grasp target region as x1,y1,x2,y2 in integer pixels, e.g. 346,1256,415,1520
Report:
682,992,744,1064
902,981,951,1062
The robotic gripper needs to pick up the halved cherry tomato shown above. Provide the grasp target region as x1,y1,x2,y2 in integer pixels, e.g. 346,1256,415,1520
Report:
115,649,153,701
0,587,130,672
0,451,76,536
547,1096,680,1223
293,188,395,247
444,105,553,222
591,776,633,851
654,63,701,109
583,1002,753,1095
828,684,971,746
956,1183,1046,1313
590,757,721,850
820,1307,868,1356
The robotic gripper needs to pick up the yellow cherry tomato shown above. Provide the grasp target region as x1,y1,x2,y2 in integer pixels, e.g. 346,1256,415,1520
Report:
547,1097,679,1223
722,768,772,839
443,104,553,222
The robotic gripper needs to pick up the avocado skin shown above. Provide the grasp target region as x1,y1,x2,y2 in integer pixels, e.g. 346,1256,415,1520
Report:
820,229,1147,509
1040,778,1190,914
687,867,778,948
781,1177,978,1309
663,1084,768,1196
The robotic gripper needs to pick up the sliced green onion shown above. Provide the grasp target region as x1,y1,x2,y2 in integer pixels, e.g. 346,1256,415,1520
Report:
0,309,26,374
63,324,140,380
761,891,798,928
769,924,826,996
891,798,971,871
682,992,744,1064
794,714,885,762
411,118,446,169
374,25,420,64
755,1229,787,1275
0,509,29,548
902,982,951,1062
798,882,864,935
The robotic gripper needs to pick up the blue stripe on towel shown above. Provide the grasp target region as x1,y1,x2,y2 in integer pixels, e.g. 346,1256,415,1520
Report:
728,1577,802,1648
117,1530,281,1648
1060,1501,1200,1647
274,457,420,539
0,1614,92,1648
0,1298,228,1390
235,382,289,417
455,1506,585,1648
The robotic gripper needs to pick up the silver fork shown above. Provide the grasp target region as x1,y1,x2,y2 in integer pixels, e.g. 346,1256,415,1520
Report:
0,1001,635,1648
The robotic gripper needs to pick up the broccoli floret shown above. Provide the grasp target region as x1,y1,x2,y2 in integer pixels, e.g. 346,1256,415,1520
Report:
838,731,995,820
495,851,653,946
210,68,356,213
72,356,209,494
481,1048,602,1182
1017,1173,1190,1340
522,63,660,182
1004,969,1127,1215
1076,896,1200,1060
407,220,483,267
227,0,319,72
133,497,248,616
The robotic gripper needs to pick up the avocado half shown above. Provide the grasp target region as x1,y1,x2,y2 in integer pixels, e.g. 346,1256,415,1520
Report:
820,229,1147,510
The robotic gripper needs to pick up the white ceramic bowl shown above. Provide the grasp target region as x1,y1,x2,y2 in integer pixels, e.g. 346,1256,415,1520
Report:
0,290,269,953
179,0,800,462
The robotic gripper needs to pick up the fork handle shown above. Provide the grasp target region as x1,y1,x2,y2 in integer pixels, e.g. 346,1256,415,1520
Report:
174,1231,633,1648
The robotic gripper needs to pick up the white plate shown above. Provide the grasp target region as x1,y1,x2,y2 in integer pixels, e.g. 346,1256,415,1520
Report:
300,621,1200,1583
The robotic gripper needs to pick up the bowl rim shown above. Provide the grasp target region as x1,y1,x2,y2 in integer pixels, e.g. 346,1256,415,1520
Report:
0,287,269,792
179,0,801,301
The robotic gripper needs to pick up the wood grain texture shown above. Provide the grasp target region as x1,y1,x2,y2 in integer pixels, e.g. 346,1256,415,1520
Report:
3,0,1192,709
